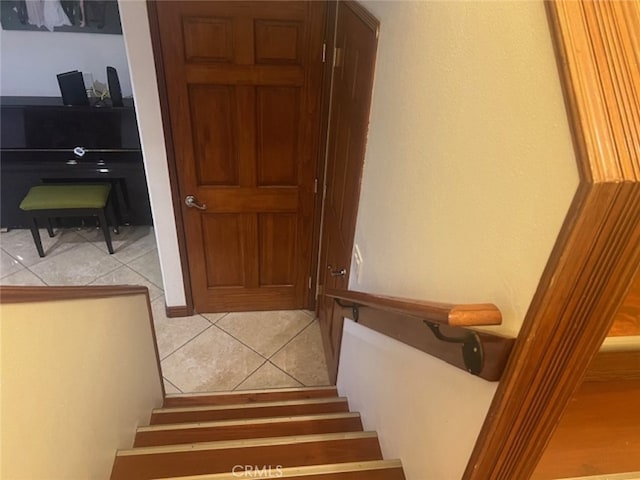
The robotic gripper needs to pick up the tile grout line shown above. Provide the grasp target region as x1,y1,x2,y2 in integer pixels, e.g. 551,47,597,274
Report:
25,265,51,286
208,322,273,363
230,358,270,392
57,226,156,272
0,240,46,284
1,235,51,285
76,227,158,264
0,245,23,264
267,316,317,362
128,251,164,289
28,233,124,285
162,321,269,394
162,315,315,394
193,311,229,326
163,376,183,394
1,226,160,289
0,269,30,283
268,320,329,388
0,247,28,279
88,264,163,299
82,240,128,285
204,311,230,325
29,229,99,267
213,313,315,363
159,323,215,362
301,310,317,320
88,264,132,285
115,245,160,268
264,360,306,388
218,315,321,390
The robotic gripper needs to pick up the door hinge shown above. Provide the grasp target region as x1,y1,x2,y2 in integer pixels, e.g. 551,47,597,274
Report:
322,42,327,63
308,276,313,289
333,47,343,68
314,178,319,194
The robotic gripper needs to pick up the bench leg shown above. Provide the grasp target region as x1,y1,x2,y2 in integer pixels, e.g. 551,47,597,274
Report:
97,210,114,254
108,181,124,228
46,218,55,238
29,217,45,257
106,198,120,235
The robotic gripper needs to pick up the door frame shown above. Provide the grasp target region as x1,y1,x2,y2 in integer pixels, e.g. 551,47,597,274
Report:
314,0,380,382
464,1,640,478
146,0,333,316
308,0,338,309
147,0,194,317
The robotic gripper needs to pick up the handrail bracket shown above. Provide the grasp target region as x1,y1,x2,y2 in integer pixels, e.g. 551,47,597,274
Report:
335,298,360,322
424,321,484,375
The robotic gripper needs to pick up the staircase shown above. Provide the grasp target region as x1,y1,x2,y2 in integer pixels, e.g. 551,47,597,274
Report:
110,386,405,479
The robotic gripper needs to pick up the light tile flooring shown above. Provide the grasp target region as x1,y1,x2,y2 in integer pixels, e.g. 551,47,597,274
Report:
0,226,330,394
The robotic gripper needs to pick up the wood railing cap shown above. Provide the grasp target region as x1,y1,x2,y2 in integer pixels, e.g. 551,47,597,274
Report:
0,285,150,304
325,288,502,327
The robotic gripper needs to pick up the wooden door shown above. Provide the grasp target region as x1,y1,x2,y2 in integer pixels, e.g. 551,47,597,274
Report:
154,1,326,312
317,2,379,380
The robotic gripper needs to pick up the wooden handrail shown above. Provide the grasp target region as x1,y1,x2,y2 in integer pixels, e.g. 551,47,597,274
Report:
324,289,514,381
325,288,502,326
0,285,150,304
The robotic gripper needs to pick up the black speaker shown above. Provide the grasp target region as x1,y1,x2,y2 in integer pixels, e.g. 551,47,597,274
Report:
107,66,123,107
57,70,89,106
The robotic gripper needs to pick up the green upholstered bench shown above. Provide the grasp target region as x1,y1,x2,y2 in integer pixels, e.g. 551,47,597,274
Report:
19,184,117,257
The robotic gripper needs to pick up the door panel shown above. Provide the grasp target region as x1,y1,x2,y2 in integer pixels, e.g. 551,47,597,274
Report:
259,213,298,286
256,87,300,186
155,1,325,312
317,2,379,381
183,17,234,63
202,214,248,287
255,20,303,64
189,85,239,186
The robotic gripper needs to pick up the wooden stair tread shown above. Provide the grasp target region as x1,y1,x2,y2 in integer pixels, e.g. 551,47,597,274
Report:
163,386,338,408
151,460,406,479
533,379,640,478
119,431,378,455
112,388,405,479
134,413,363,447
111,432,383,480
150,397,349,425
140,412,362,431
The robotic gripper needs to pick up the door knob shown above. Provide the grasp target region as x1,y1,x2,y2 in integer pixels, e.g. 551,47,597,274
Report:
328,265,347,277
185,195,207,210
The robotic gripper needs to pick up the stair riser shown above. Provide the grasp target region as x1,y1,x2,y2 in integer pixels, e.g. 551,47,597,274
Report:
150,402,349,425
111,438,383,479
134,417,363,447
163,388,338,408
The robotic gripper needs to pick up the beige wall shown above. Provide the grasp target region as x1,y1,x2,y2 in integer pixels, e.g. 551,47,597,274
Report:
118,0,187,307
338,320,498,479
352,0,578,337
1,293,163,480
337,1,578,477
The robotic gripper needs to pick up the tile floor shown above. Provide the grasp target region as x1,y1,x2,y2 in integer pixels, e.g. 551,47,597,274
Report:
0,226,330,394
